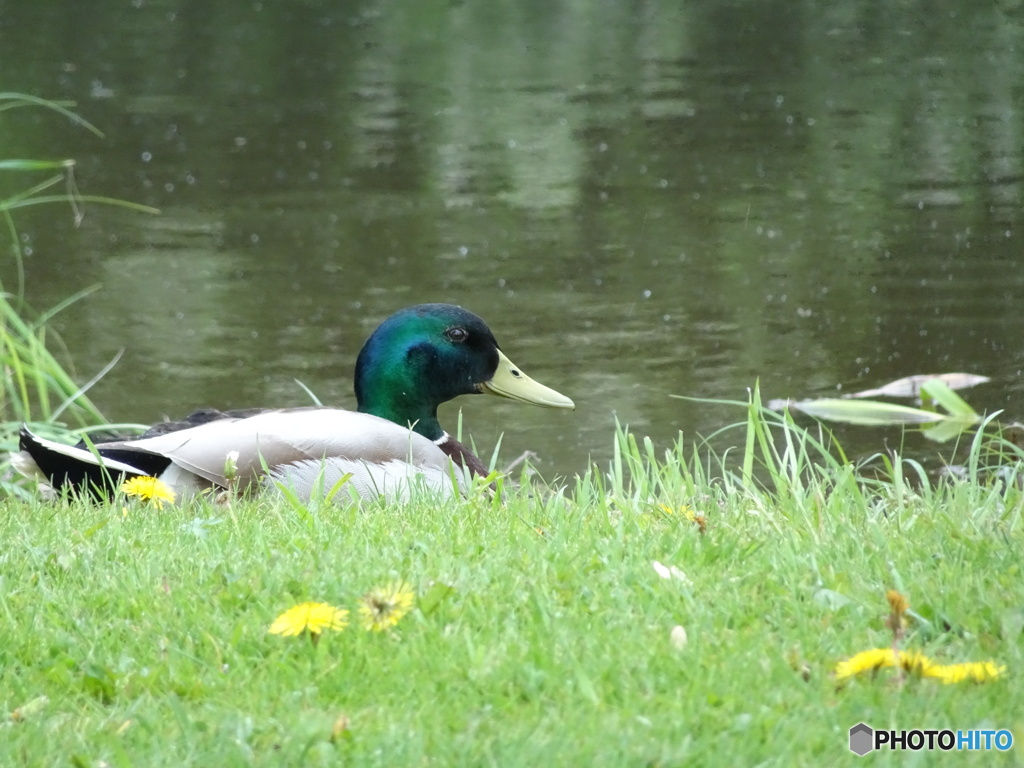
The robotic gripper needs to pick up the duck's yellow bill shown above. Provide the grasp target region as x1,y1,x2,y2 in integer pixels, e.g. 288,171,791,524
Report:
478,350,575,409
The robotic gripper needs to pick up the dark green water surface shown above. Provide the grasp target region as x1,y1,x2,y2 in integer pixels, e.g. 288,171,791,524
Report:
3,0,1023,478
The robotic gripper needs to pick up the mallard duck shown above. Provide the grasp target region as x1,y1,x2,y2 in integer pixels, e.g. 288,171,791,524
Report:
15,303,574,502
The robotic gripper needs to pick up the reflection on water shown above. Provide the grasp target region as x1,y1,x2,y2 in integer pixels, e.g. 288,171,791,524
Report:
2,0,1023,478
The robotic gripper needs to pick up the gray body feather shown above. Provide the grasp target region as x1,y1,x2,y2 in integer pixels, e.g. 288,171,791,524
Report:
268,457,466,503
17,408,465,503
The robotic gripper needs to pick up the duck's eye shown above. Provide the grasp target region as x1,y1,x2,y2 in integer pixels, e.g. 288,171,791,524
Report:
445,327,468,343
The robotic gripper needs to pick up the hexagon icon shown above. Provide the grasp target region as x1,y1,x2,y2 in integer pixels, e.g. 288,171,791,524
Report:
849,722,874,756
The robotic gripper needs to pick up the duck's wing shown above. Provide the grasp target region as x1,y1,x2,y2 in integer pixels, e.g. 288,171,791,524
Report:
133,407,272,438
116,408,452,489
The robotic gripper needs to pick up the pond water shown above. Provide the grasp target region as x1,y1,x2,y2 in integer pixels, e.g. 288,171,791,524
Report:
3,0,1023,480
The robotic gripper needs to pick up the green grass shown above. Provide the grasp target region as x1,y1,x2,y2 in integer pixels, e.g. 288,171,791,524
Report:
0,93,156,496
2,407,1021,766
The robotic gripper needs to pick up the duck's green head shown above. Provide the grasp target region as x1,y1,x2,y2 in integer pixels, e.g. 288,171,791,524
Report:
355,303,574,440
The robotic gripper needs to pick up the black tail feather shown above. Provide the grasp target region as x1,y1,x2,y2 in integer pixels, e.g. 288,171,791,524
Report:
19,426,171,500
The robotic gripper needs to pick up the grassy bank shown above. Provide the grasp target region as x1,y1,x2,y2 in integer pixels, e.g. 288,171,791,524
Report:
2,410,1020,766
1,93,155,498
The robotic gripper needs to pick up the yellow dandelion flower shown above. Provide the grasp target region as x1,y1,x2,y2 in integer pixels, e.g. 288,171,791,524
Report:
837,647,1004,685
358,581,415,632
268,602,349,637
658,503,697,522
657,504,707,533
121,476,176,509
835,648,896,681
835,648,936,681
924,661,1005,685
899,649,936,677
